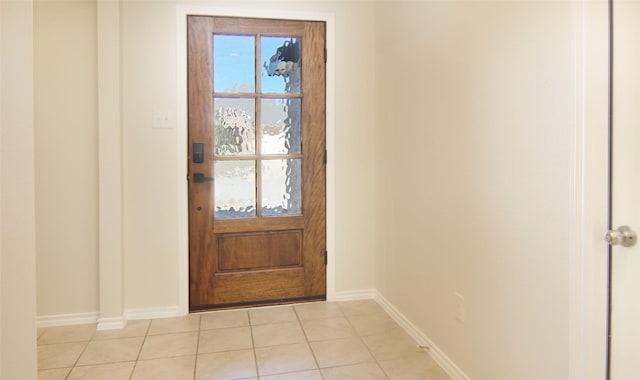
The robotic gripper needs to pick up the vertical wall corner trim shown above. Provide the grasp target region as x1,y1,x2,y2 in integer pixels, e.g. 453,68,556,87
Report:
96,316,126,331
97,0,125,321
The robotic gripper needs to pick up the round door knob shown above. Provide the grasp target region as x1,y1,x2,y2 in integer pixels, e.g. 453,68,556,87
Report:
605,225,637,247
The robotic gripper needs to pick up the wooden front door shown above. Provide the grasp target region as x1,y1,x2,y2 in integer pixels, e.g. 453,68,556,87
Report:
187,16,326,310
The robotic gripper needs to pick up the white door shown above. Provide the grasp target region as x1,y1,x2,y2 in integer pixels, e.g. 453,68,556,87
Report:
609,1,640,378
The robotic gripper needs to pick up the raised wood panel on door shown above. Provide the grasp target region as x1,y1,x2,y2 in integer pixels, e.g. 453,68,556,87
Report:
218,231,302,271
187,16,326,310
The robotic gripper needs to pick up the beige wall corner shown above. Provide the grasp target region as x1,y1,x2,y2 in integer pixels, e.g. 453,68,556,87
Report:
373,1,598,379
97,0,125,327
1,0,38,378
34,0,99,317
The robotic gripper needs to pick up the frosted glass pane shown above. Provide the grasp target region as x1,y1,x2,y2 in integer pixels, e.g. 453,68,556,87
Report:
261,99,301,154
214,98,255,156
214,160,256,219
262,159,302,216
214,35,255,93
262,37,301,93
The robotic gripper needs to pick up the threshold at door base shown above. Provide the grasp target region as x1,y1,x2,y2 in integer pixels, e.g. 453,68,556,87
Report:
190,295,326,312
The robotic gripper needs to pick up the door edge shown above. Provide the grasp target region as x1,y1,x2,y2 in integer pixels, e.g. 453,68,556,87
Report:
569,1,610,379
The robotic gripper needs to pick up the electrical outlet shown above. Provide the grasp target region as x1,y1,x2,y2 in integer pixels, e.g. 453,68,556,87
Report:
455,293,465,323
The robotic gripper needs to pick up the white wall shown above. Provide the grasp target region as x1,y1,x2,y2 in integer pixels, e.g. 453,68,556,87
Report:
119,0,377,309
30,1,604,378
34,0,99,317
374,2,575,379
1,0,38,378
33,0,377,316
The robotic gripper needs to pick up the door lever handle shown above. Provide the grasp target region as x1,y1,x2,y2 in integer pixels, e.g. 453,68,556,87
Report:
192,173,214,183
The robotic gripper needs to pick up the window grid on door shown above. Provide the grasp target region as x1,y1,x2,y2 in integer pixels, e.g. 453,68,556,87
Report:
212,33,303,220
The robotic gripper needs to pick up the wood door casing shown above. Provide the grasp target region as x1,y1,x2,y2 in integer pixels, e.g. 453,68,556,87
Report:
187,16,326,310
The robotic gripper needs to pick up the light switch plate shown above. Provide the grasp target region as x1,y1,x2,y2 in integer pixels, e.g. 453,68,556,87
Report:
152,110,171,129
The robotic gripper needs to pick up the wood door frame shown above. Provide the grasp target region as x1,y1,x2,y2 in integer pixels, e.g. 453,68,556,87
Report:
176,6,336,315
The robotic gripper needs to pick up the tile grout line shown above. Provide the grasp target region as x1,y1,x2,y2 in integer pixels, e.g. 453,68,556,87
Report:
45,321,155,378
35,325,87,378
39,301,441,380
293,304,326,380
193,314,202,380
128,319,153,380
64,325,95,379
337,303,392,380
248,309,261,379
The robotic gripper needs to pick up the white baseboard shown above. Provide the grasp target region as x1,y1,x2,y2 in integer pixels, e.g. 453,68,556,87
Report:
334,289,377,301
124,305,183,320
374,291,471,380
97,316,126,331
334,288,470,379
36,312,99,328
37,305,183,328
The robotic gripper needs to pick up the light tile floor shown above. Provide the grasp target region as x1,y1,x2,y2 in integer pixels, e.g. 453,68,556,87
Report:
37,300,451,380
